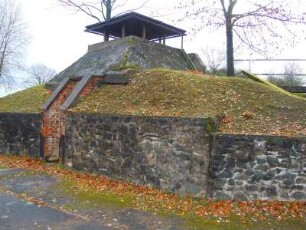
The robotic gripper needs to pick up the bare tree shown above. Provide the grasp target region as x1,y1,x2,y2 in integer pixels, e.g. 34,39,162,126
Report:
0,0,28,86
58,0,150,22
176,0,306,76
24,64,57,86
268,63,304,86
283,62,304,86
201,47,225,74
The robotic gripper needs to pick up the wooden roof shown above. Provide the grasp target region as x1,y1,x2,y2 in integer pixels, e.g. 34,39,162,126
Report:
85,11,186,40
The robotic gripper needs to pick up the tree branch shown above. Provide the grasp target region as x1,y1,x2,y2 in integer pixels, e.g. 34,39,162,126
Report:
58,0,102,22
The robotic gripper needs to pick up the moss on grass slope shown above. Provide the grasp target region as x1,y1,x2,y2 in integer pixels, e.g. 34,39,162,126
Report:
1,70,305,136
0,85,50,113
71,69,306,136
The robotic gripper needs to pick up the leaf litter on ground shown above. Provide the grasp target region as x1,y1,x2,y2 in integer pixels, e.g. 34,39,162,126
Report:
0,155,305,228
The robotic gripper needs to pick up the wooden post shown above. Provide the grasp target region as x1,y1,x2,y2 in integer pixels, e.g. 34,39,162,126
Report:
162,35,166,45
181,34,184,49
122,24,126,38
159,37,162,44
104,30,109,41
142,25,146,39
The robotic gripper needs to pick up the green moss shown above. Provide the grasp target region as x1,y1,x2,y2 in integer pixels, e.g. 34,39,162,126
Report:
53,179,133,210
293,93,306,98
0,85,50,113
241,71,304,100
113,64,140,71
0,170,39,179
205,117,217,135
111,49,140,71
49,176,306,230
184,214,306,230
71,69,306,136
127,36,138,46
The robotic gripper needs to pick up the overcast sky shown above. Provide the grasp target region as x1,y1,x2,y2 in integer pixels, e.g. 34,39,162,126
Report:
1,0,306,96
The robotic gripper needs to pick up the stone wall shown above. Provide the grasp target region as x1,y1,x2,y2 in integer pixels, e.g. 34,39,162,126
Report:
1,111,305,200
63,113,217,197
211,134,306,200
0,113,41,157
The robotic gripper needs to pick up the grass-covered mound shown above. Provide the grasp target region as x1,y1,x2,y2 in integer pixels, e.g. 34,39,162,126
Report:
0,85,50,113
1,69,305,136
71,69,306,136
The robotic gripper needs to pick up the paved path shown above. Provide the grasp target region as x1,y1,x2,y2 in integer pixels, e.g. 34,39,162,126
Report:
0,168,185,230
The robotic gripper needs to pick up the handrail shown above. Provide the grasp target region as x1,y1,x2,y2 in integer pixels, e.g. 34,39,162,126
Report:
181,49,196,71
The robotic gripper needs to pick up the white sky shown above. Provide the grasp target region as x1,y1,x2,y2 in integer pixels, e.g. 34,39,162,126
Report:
1,0,306,96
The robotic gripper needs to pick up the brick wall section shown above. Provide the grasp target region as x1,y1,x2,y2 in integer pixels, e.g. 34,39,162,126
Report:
79,77,101,97
42,76,102,160
42,81,76,160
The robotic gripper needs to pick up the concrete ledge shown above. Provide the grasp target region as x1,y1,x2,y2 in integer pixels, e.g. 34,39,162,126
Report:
60,75,93,111
42,77,70,110
102,69,137,84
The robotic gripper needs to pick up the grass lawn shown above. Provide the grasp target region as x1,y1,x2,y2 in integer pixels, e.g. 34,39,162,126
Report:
0,85,51,113
72,69,306,136
1,69,306,136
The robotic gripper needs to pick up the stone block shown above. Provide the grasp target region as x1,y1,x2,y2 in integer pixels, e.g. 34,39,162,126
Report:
267,156,279,167
263,186,277,198
296,177,306,184
233,192,248,201
214,191,231,200
256,157,267,164
291,191,306,200
245,184,258,192
227,179,235,186
290,185,304,190
218,169,233,179
213,179,227,189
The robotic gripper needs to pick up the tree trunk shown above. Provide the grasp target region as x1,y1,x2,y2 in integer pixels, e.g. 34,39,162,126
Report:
225,18,235,76
0,44,7,77
105,0,112,20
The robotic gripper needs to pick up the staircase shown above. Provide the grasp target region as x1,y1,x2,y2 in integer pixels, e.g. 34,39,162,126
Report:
40,70,133,162
41,75,102,161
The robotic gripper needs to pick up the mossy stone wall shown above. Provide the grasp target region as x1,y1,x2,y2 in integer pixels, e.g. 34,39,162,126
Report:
63,113,215,197
211,134,306,200
0,113,41,157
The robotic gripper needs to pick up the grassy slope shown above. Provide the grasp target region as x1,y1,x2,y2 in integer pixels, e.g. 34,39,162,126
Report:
0,70,305,135
71,69,306,136
0,85,51,113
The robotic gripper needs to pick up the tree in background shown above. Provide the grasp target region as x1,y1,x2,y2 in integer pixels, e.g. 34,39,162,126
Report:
201,47,226,75
0,0,28,86
58,0,150,22
24,64,57,86
268,63,305,87
175,0,306,76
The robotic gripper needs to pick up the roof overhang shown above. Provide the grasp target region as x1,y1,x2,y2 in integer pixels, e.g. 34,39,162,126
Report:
85,11,186,40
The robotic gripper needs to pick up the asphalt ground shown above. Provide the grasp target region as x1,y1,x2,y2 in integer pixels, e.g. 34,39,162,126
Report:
0,168,185,230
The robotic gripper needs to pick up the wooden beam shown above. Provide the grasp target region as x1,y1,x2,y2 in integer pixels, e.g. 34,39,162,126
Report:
181,34,184,49
122,24,126,38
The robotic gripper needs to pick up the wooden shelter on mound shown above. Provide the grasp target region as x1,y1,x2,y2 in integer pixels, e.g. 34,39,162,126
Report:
85,11,186,48
41,12,205,162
